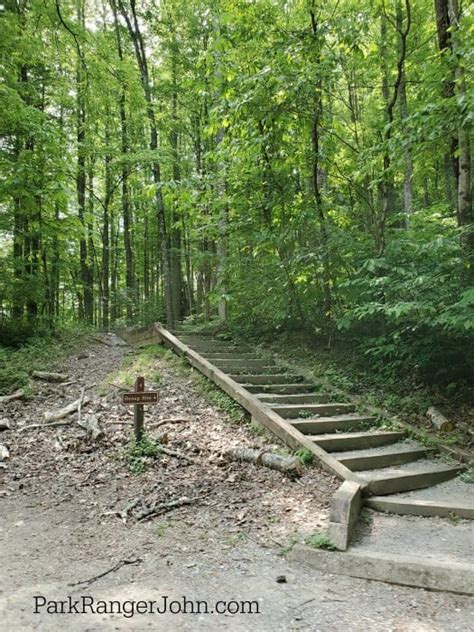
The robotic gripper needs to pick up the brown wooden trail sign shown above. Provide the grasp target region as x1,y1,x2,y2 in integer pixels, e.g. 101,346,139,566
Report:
122,376,159,441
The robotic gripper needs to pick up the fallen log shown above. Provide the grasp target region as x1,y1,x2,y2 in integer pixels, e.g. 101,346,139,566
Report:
44,395,90,422
0,389,25,405
426,407,455,432
225,447,303,478
32,371,68,382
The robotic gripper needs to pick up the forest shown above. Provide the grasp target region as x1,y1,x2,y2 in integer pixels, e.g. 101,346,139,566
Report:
0,0,473,386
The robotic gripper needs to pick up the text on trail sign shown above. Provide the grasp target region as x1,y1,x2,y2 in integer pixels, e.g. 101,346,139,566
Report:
122,392,159,404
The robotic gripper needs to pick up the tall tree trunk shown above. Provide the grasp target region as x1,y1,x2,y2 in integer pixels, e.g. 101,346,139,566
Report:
102,116,111,328
379,1,411,249
12,147,24,320
118,0,175,329
170,52,182,324
75,0,93,322
397,2,413,225
111,0,134,322
310,4,332,320
447,0,473,266
434,0,459,202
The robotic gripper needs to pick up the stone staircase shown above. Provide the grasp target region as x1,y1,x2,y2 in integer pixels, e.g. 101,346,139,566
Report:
154,328,473,521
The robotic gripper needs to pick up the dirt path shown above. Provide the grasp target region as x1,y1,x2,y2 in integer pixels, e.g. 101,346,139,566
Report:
1,337,473,630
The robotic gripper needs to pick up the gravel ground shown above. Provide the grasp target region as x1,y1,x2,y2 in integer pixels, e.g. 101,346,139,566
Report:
1,335,473,630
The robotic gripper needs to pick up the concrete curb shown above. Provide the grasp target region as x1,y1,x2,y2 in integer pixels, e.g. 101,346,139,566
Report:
328,480,362,550
288,545,474,595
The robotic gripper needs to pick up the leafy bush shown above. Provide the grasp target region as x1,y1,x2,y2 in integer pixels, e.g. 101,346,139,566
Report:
126,433,161,474
0,366,29,395
336,234,474,385
0,319,42,347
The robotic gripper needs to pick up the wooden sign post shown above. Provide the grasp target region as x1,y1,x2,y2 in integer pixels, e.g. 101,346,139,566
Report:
122,376,159,441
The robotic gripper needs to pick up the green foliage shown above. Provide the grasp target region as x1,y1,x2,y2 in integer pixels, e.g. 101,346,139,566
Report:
0,366,29,396
0,327,85,395
460,469,474,484
306,532,337,551
336,235,474,385
295,449,314,466
0,0,472,401
126,433,161,475
0,320,46,348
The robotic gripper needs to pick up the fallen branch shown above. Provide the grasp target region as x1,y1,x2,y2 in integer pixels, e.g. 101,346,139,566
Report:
159,446,198,464
109,381,128,391
426,407,455,432
136,496,199,522
19,421,72,432
102,497,142,523
68,557,143,588
225,447,303,478
44,394,90,422
149,418,190,429
55,431,66,449
77,387,86,426
0,390,25,405
32,371,68,382
105,420,131,425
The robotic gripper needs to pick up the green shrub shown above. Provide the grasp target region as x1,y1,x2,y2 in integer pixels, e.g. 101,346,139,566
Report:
0,366,29,395
126,433,161,474
306,532,337,550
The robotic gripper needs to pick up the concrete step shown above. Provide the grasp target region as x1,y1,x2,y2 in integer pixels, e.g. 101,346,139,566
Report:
230,374,306,385
335,446,429,471
174,331,218,338
221,366,284,375
245,384,320,394
359,462,464,495
366,496,474,519
270,403,355,419
311,431,405,452
201,352,264,360
188,344,242,353
291,415,374,434
212,358,275,370
180,338,241,350
179,335,232,343
256,393,330,404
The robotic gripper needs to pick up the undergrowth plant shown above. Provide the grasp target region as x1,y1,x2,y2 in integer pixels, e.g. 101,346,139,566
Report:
126,433,161,474
306,532,337,551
